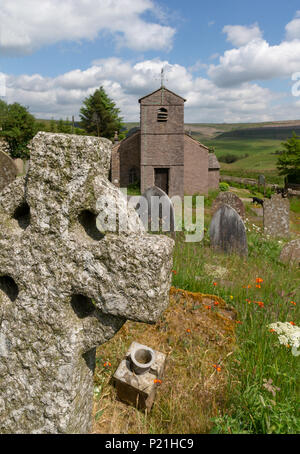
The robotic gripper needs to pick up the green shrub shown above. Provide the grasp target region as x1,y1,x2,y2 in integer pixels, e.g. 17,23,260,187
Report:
219,182,230,192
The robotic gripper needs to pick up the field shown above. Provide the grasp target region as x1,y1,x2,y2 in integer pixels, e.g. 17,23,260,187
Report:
202,138,285,184
92,190,300,434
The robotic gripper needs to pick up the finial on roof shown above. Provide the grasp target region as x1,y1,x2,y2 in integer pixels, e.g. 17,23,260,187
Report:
161,68,165,88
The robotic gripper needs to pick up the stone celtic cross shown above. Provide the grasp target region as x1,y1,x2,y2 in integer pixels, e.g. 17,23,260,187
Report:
0,132,174,434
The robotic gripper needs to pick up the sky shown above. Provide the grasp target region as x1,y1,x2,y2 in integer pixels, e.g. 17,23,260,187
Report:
1,0,300,123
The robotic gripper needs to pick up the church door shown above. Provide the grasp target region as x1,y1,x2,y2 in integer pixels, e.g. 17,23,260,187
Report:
155,168,169,194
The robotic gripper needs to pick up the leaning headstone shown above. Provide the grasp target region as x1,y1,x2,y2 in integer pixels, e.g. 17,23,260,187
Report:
13,158,24,176
279,239,300,267
212,191,245,219
210,204,248,256
263,194,290,237
140,186,175,232
0,149,17,193
0,132,174,434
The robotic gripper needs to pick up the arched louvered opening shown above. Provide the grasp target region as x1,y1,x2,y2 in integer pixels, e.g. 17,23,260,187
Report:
157,108,168,122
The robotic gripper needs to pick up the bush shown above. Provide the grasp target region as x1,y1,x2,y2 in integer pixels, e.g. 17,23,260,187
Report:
219,182,230,192
218,153,239,164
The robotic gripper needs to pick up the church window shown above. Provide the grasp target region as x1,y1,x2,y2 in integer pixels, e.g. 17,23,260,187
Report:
157,108,168,122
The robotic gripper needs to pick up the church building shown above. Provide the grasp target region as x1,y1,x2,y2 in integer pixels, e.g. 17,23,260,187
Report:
111,85,220,198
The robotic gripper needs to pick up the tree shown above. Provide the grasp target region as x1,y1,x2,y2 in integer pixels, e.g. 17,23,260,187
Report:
277,133,300,184
79,87,123,139
0,101,37,159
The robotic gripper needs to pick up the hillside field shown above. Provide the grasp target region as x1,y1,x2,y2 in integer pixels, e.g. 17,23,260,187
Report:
202,138,285,184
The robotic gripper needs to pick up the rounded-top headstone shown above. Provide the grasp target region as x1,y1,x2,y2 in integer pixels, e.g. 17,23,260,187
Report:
212,191,245,219
0,149,17,193
279,239,300,266
210,204,248,256
141,186,175,232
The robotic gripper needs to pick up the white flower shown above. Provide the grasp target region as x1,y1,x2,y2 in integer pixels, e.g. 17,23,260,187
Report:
268,322,300,349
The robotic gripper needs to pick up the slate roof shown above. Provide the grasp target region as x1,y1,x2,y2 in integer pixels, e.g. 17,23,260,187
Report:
208,153,221,170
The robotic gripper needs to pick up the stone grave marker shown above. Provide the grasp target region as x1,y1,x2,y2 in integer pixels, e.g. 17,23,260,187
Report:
0,149,17,193
263,194,290,237
0,132,174,434
210,204,248,256
139,186,175,232
212,191,245,219
13,158,25,176
279,239,300,266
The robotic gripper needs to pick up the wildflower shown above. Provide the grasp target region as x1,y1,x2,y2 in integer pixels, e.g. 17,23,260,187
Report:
213,364,221,373
213,282,217,287
257,301,265,308
186,329,191,334
269,329,276,333
256,284,261,289
247,285,252,289
172,270,177,275
236,321,243,325
154,379,162,385
291,301,297,306
256,278,263,284
214,301,219,306
205,305,212,310
103,361,111,367
268,322,300,350
230,296,234,300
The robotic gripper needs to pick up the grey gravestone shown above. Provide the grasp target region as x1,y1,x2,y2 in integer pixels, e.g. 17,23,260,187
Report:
212,191,245,219
0,132,174,434
210,204,248,256
140,186,175,232
0,149,17,193
13,158,25,176
279,239,300,266
258,174,265,186
263,194,290,237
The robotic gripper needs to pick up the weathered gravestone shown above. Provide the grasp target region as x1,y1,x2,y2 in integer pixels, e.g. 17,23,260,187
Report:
0,149,17,193
0,132,174,434
279,239,300,267
210,204,248,256
13,158,25,176
212,191,245,219
138,186,175,232
263,194,290,237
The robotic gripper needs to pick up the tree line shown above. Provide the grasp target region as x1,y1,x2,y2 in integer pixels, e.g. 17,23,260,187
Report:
0,86,124,159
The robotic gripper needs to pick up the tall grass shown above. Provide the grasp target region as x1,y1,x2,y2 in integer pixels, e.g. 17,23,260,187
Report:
172,230,299,434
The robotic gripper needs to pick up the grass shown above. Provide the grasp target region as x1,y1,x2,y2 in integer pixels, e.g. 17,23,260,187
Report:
202,138,285,184
93,190,300,435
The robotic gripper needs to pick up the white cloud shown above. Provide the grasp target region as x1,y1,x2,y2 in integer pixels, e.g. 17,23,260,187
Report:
2,57,289,123
0,0,175,55
286,11,300,40
223,23,263,47
208,38,300,87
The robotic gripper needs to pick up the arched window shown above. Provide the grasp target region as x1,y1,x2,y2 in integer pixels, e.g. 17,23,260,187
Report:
157,108,168,122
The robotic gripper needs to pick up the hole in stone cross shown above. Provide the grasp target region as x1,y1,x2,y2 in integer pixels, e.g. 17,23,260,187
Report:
78,210,104,241
13,202,30,230
0,276,19,302
71,294,96,319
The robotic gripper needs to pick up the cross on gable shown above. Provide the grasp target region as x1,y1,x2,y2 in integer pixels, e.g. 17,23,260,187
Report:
0,132,174,433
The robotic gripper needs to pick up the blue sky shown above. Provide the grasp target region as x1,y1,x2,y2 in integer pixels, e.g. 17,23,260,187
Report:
1,0,300,122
